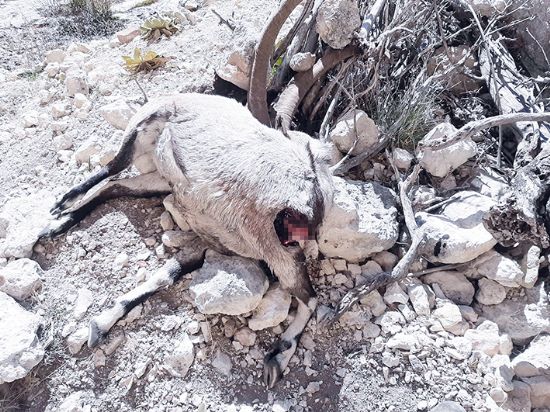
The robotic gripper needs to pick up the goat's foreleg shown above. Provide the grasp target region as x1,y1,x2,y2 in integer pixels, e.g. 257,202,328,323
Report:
263,250,317,388
88,247,206,348
263,295,317,388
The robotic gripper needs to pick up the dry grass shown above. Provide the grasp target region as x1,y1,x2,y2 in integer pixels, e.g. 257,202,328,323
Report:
365,76,443,150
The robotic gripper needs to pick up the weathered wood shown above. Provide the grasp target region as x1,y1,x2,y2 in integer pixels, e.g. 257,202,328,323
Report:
478,36,550,168
483,145,550,248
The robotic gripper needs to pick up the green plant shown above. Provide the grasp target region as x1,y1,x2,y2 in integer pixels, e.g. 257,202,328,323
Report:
365,77,442,150
122,48,170,74
140,16,179,44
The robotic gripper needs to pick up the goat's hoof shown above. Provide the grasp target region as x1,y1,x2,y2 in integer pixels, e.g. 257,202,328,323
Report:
50,202,64,216
263,356,283,389
88,320,104,348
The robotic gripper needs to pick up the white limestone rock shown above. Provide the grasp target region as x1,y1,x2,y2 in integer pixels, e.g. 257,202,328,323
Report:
164,333,194,378
463,320,512,356
67,327,88,355
211,350,232,376
329,109,379,156
511,334,550,378
316,0,361,49
522,376,550,409
234,327,256,347
416,191,497,264
318,177,398,263
422,271,474,305
432,299,467,335
393,148,414,170
65,69,89,97
476,278,506,305
407,284,433,316
383,282,408,305
99,100,134,130
0,191,56,259
163,194,191,231
216,26,257,90
248,283,291,331
73,288,93,320
289,52,316,72
465,250,524,287
467,0,506,17
161,230,194,248
189,250,268,315
45,48,66,64
0,258,42,300
0,292,44,384
116,27,140,44
417,123,476,177
359,290,387,317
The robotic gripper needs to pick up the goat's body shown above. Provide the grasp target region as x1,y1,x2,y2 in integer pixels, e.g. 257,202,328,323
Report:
44,93,333,387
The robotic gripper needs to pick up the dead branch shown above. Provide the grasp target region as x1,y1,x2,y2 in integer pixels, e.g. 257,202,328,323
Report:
358,0,387,41
211,9,236,31
319,87,342,143
272,0,315,65
134,78,148,105
247,0,303,126
270,0,320,92
484,145,550,248
330,134,390,175
420,112,550,151
274,45,359,134
324,163,425,324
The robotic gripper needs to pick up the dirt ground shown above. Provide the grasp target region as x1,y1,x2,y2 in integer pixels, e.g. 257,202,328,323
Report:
0,1,494,411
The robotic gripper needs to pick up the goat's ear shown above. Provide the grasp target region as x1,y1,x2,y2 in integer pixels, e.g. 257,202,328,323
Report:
309,139,333,164
287,130,333,164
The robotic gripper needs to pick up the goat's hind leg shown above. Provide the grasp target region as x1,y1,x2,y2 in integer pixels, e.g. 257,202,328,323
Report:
40,171,171,239
88,245,207,347
50,130,138,216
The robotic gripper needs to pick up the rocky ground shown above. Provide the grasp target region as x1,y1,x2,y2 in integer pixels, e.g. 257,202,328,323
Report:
1,0,549,411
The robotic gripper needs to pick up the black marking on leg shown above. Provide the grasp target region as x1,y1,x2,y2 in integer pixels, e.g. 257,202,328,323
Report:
170,251,206,283
51,128,140,215
119,290,156,317
88,319,103,348
51,167,111,215
46,182,172,238
259,260,277,282
263,339,293,388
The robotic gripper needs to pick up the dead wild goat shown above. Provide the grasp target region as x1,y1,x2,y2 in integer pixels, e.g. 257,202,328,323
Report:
42,93,334,388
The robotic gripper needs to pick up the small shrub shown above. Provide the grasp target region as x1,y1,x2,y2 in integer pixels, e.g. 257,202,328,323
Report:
122,48,170,74
140,16,179,44
365,77,442,150
40,0,122,37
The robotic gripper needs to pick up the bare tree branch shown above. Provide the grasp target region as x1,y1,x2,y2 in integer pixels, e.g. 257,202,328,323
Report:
420,112,550,151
